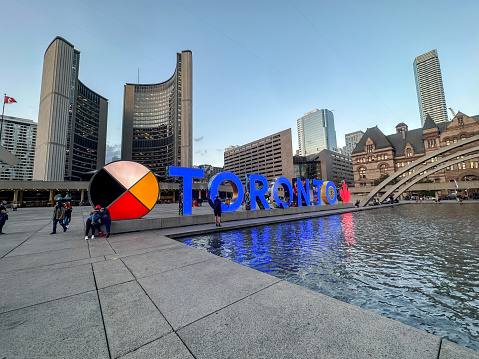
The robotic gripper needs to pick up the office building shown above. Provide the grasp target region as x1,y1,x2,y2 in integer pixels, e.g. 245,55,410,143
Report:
413,49,448,126
122,50,193,175
33,36,108,181
297,109,337,155
294,149,354,186
224,129,294,183
344,130,364,157
0,116,37,180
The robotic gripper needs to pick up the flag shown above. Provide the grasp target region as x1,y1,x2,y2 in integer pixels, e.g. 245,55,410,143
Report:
4,96,17,104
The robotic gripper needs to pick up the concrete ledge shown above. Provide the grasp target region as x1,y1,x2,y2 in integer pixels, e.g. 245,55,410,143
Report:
111,203,354,234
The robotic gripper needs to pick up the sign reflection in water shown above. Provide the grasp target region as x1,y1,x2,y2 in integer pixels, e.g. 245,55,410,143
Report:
179,204,479,352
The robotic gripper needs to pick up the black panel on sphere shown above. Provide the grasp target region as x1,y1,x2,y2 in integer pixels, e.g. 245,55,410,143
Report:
89,168,127,207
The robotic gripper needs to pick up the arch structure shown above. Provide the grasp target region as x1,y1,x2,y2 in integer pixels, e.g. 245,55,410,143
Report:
360,134,479,206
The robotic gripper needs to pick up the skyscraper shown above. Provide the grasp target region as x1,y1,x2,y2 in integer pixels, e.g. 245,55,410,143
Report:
33,37,108,181
0,116,37,180
121,50,193,174
297,109,337,156
413,49,448,126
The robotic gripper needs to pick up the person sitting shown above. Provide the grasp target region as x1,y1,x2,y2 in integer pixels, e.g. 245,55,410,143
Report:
98,206,111,238
85,207,101,240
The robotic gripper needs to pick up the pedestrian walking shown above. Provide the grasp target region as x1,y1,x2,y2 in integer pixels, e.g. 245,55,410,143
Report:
64,201,72,226
0,200,9,235
213,195,222,226
51,201,67,234
85,206,101,240
98,206,111,238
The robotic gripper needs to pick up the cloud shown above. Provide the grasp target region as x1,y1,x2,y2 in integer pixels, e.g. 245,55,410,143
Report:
195,149,209,156
105,142,121,163
194,136,204,142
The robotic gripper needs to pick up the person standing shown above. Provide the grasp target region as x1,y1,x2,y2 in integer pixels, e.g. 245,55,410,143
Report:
85,207,101,240
0,200,8,235
98,206,111,238
51,201,67,234
213,195,222,227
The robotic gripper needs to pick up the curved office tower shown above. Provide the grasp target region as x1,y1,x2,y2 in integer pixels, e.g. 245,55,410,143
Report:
121,50,192,175
33,36,108,181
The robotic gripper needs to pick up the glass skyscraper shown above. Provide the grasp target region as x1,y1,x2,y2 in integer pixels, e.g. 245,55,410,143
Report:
413,49,448,126
297,109,337,156
121,51,192,175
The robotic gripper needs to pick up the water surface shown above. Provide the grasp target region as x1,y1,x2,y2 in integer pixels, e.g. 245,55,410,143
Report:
178,203,479,350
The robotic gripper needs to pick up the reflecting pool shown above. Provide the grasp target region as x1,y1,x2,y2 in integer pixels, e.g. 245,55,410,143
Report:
178,203,479,351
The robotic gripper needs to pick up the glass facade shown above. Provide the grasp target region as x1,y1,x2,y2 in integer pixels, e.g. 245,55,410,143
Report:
414,50,448,125
67,81,105,179
132,79,177,173
65,50,79,177
297,109,338,155
123,51,192,176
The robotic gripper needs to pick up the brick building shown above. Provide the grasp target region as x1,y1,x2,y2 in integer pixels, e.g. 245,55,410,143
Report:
352,112,479,190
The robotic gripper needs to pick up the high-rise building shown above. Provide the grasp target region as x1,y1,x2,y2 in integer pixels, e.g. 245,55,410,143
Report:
224,129,294,183
0,116,37,180
33,37,108,181
121,50,193,175
344,130,364,157
413,49,448,126
297,109,337,156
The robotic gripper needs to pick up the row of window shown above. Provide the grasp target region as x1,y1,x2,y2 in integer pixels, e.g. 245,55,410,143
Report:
357,153,389,163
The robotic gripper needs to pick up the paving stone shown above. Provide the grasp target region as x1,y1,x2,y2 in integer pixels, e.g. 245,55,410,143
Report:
121,244,216,278
0,263,96,313
104,241,183,261
439,339,479,359
108,234,180,254
177,280,441,359
119,333,194,359
0,246,90,272
98,281,172,359
139,256,280,330
93,258,135,289
5,236,86,256
88,239,117,257
0,291,109,358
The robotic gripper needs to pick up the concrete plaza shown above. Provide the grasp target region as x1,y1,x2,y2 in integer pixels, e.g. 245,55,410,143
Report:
0,204,477,358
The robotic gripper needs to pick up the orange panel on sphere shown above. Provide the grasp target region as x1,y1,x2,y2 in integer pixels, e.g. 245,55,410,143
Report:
108,191,149,220
104,161,150,189
129,172,159,210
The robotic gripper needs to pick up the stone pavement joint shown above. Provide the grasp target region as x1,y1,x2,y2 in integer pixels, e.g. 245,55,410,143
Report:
0,205,478,358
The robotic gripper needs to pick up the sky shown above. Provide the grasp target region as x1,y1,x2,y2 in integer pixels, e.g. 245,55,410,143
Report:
1,0,478,167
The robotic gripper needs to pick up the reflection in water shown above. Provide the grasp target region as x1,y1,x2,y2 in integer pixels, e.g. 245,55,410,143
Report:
179,204,479,351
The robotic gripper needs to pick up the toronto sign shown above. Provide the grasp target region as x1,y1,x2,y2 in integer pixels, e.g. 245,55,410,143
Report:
89,161,349,220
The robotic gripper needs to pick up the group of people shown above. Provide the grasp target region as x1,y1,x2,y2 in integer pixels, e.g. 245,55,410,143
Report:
50,201,111,240
0,199,111,240
84,205,111,240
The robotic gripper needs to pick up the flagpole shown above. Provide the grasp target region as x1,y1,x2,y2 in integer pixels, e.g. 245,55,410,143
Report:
0,93,5,144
